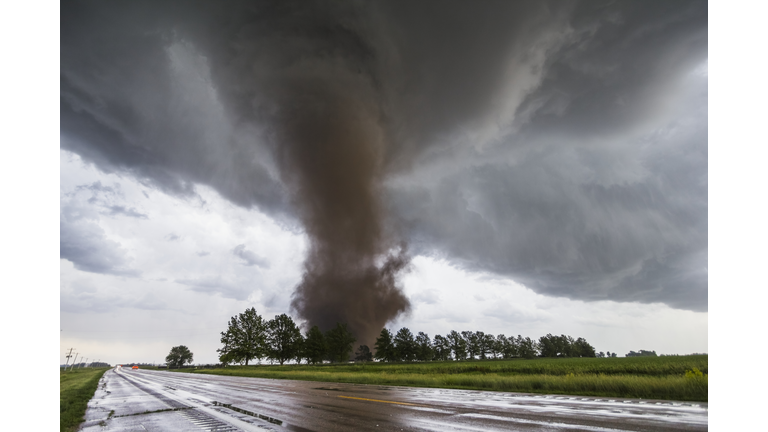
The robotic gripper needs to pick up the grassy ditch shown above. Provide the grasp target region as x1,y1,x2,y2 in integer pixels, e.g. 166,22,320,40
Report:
60,367,109,432
183,355,707,402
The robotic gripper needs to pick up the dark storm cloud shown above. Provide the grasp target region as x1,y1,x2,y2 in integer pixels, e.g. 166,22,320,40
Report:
61,0,708,331
384,0,707,312
391,107,707,311
232,244,269,268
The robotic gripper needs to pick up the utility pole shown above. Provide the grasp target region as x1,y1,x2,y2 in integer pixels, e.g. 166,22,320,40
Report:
70,353,79,371
64,348,74,368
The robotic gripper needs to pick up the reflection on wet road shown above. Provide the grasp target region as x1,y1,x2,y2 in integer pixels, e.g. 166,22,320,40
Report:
81,367,707,431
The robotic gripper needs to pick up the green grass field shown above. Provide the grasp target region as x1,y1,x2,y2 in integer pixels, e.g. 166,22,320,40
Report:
183,355,707,402
60,367,109,432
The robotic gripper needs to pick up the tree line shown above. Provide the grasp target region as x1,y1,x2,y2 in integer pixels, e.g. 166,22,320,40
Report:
215,308,599,366
373,329,596,362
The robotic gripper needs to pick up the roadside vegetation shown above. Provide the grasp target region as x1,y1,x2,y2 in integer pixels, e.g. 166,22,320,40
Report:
182,355,707,401
165,308,707,401
60,367,109,432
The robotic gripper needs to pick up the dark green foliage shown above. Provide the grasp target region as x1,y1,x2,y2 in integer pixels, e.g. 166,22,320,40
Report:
304,325,328,364
480,332,496,359
218,307,267,366
498,334,517,359
394,327,416,361
415,332,433,361
432,334,452,361
294,333,306,364
354,345,373,362
165,345,194,368
626,350,658,357
539,334,571,357
487,334,502,359
538,334,595,358
266,314,302,365
447,330,467,360
516,335,538,359
573,337,596,357
325,323,356,363
462,331,479,359
374,328,396,362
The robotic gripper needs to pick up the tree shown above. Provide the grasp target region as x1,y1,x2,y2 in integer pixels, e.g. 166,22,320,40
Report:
516,335,538,359
462,331,480,359
626,350,657,357
166,345,193,369
447,330,467,360
415,332,433,362
304,325,328,365
374,328,396,362
354,345,373,362
572,337,596,357
217,307,267,366
266,314,302,365
498,334,517,359
479,332,496,359
432,334,451,361
487,334,502,359
294,332,306,364
538,333,556,357
538,334,574,357
326,323,356,363
394,327,416,362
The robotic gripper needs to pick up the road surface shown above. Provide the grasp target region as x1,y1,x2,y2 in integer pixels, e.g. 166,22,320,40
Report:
80,366,707,431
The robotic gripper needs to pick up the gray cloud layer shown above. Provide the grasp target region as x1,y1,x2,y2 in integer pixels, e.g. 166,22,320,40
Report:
60,199,139,277
175,276,252,301
232,244,270,268
61,1,707,312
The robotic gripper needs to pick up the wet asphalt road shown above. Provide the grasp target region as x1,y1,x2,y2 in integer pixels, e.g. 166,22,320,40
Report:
81,367,707,431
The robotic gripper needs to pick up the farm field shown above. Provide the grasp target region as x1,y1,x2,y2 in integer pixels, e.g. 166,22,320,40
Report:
60,367,109,432
181,355,708,402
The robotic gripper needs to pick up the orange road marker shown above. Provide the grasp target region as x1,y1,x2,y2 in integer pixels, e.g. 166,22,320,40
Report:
337,395,421,406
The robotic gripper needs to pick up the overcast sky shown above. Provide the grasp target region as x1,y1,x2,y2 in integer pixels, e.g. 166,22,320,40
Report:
58,0,709,364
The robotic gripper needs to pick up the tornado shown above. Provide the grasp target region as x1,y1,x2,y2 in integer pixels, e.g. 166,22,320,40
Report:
268,61,412,346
